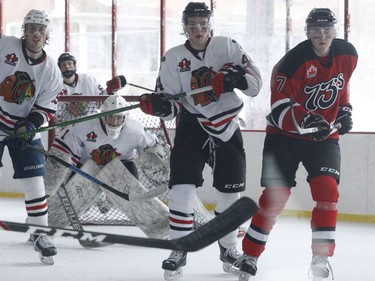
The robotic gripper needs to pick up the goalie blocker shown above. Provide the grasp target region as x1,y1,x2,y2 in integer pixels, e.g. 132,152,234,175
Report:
47,158,169,239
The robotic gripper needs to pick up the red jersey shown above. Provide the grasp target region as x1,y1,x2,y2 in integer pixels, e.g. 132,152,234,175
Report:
266,38,358,140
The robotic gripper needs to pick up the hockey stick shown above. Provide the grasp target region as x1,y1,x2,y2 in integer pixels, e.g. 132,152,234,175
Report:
4,86,213,141
0,197,257,251
289,98,341,134
0,125,166,202
56,185,114,248
127,82,153,92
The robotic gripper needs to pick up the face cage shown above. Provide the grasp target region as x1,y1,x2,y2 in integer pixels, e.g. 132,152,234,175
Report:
102,116,125,140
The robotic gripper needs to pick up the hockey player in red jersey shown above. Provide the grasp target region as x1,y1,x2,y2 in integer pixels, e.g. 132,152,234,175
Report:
237,8,358,281
0,10,63,265
139,2,262,280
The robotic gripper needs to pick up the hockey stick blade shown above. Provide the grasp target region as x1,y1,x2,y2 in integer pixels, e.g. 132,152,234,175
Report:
57,185,114,248
0,197,257,252
4,86,213,141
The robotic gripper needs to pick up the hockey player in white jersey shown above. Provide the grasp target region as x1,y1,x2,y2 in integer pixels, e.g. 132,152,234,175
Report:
139,2,262,280
45,95,170,239
56,52,126,122
0,10,63,265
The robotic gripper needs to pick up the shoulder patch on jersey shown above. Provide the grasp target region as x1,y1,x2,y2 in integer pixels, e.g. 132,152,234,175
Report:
178,58,191,72
86,131,98,142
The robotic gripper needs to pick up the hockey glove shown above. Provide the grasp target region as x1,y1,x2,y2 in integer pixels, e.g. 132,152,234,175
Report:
8,119,36,150
335,104,353,135
212,64,248,98
90,144,121,166
301,113,331,141
139,93,173,117
106,75,127,94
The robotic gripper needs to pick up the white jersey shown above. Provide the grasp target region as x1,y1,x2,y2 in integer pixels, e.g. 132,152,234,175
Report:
59,73,105,96
51,116,158,165
156,36,262,141
56,73,108,125
0,35,63,139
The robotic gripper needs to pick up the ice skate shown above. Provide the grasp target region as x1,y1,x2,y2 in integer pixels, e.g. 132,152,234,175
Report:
162,250,187,280
218,242,241,275
309,255,333,280
33,234,57,265
235,254,258,281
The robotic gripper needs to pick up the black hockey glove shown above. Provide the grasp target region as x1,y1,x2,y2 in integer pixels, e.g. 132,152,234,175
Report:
335,104,353,135
301,113,331,141
8,119,36,150
139,93,173,117
212,64,248,98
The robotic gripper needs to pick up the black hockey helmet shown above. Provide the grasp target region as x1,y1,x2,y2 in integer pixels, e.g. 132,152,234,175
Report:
57,52,77,68
306,8,337,28
182,2,212,25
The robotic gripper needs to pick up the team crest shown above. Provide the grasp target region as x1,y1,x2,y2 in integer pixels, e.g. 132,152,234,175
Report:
0,71,35,104
4,53,18,66
86,131,98,142
307,64,318,78
191,66,217,106
178,58,191,72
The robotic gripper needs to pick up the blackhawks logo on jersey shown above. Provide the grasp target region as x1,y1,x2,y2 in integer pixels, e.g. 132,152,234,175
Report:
191,66,217,106
0,71,35,104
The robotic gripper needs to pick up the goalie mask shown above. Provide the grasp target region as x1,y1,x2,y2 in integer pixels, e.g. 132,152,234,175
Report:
100,95,128,140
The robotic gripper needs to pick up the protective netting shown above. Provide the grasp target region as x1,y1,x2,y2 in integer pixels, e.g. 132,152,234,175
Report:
51,95,213,227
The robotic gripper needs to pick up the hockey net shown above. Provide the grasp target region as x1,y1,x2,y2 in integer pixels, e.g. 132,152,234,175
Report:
49,95,213,227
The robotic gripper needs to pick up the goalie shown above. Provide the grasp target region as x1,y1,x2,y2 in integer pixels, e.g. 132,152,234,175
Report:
45,95,170,239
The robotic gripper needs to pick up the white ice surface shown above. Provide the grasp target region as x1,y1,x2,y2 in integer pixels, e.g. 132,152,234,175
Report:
0,197,374,281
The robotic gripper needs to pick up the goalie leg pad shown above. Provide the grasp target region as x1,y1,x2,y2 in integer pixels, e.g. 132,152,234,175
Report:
97,158,170,239
135,142,170,177
44,147,73,197
48,159,102,227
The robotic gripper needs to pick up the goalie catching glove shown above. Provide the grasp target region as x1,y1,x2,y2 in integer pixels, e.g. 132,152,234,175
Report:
90,144,121,165
106,75,127,94
212,63,248,98
139,93,173,117
300,112,331,141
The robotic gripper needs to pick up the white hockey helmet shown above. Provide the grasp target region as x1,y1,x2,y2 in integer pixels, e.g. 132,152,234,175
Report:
100,95,128,140
23,10,52,36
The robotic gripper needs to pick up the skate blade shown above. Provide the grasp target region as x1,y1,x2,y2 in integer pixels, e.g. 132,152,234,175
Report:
164,268,183,280
239,272,252,281
222,262,240,275
39,253,54,265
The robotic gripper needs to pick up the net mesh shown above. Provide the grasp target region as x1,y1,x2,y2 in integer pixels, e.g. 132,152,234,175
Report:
50,95,213,227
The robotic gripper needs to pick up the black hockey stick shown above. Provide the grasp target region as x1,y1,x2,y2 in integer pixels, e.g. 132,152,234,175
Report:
0,197,257,251
57,185,114,248
0,125,166,202
289,98,341,134
4,86,213,141
127,82,153,92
